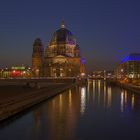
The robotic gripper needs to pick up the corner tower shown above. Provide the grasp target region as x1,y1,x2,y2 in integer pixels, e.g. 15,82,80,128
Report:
32,38,44,77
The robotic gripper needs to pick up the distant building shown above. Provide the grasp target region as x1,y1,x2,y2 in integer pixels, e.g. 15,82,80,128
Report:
0,66,32,78
32,21,85,77
90,70,114,79
115,53,140,79
92,70,105,79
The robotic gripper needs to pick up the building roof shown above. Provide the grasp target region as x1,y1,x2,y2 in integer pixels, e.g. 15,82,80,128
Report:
33,38,43,46
33,38,44,53
121,53,140,63
49,21,76,45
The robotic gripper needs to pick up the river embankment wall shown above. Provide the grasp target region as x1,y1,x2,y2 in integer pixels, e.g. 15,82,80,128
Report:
0,82,75,122
107,80,140,94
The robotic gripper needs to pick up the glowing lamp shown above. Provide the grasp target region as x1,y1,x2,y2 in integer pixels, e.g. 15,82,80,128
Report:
81,73,85,76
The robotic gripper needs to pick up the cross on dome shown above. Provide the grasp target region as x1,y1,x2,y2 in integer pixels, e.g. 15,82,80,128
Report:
61,20,65,28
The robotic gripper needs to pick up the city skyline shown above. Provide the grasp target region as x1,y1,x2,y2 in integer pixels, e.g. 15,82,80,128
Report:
0,0,140,72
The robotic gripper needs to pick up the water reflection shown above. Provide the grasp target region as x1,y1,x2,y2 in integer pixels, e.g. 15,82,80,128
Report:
121,91,124,112
41,89,79,140
92,80,96,102
59,94,63,113
80,87,86,115
124,90,127,105
104,82,107,107
33,110,41,129
98,80,101,93
68,89,72,108
107,86,112,108
1,80,140,140
98,80,101,105
32,108,44,140
131,94,135,110
120,89,137,112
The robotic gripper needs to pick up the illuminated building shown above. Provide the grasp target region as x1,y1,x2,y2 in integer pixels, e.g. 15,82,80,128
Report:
32,38,44,77
115,53,140,79
0,66,32,78
92,71,105,79
90,70,114,79
32,21,85,77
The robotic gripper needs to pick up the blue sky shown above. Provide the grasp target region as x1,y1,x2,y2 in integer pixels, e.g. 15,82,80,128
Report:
0,0,140,72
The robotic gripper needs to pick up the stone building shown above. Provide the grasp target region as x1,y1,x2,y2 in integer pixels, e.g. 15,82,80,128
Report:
32,21,85,77
32,38,44,76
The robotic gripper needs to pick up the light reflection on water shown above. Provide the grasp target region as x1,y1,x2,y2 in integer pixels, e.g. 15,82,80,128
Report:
98,80,101,105
121,90,124,112
0,80,140,140
131,94,135,110
68,89,72,108
80,86,86,115
107,86,112,108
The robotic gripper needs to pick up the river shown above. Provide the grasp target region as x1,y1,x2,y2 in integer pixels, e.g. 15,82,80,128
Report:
0,80,140,140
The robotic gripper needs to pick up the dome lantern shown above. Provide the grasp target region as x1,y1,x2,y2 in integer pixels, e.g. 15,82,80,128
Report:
49,22,76,45
61,20,65,28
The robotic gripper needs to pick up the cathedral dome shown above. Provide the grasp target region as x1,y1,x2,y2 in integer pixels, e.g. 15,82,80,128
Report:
49,21,76,45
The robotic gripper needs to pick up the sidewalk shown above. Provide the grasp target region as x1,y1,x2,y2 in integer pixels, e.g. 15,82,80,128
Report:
0,83,74,122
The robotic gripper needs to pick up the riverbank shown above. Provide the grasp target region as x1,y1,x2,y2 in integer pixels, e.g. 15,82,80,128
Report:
107,80,140,94
0,83,75,122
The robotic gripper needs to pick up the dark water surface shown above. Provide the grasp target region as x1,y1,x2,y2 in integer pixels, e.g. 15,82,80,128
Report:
0,80,140,140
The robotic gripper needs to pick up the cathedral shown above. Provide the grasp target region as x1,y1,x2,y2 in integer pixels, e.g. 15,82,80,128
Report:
32,21,85,77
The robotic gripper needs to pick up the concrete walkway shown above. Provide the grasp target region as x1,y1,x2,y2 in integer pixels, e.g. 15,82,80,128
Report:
0,83,74,122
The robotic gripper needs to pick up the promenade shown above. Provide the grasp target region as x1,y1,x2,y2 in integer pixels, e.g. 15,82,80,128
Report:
0,79,75,122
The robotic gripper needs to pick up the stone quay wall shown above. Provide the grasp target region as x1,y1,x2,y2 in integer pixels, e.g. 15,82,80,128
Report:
0,81,75,122
106,80,140,94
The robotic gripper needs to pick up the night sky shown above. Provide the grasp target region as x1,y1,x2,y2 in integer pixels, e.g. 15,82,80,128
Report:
0,0,140,72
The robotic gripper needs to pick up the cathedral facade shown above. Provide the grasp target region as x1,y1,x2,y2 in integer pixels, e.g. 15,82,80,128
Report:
32,21,85,77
